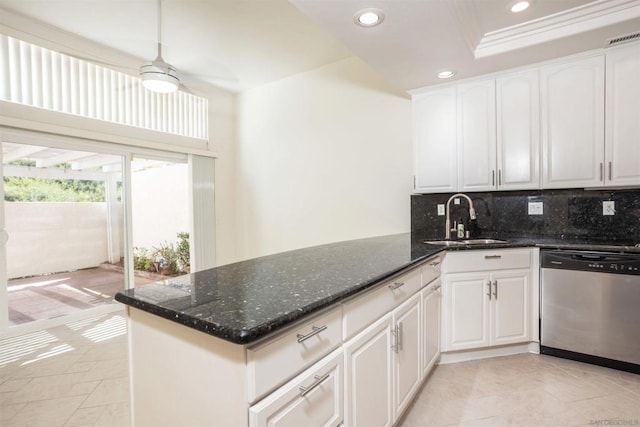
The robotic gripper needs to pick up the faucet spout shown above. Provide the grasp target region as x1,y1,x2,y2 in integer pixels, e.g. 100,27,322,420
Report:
445,193,477,239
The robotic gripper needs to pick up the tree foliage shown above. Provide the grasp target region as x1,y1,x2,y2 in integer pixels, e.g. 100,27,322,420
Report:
3,176,105,202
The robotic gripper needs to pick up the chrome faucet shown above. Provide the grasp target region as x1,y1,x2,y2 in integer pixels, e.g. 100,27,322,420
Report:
445,193,477,239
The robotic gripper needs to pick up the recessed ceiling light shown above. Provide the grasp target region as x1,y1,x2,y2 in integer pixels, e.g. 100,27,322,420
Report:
354,8,385,27
437,70,456,79
510,1,531,13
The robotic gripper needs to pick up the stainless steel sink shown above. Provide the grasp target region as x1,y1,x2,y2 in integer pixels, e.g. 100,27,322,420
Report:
423,239,508,246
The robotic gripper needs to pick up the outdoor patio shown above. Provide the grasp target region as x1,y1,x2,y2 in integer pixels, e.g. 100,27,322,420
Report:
7,267,159,326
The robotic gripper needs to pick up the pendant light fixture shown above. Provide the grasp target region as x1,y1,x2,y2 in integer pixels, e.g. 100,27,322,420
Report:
140,0,179,93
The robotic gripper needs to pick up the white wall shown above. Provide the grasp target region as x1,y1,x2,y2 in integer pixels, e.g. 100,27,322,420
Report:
202,86,238,266
5,202,110,278
131,163,189,250
234,57,412,260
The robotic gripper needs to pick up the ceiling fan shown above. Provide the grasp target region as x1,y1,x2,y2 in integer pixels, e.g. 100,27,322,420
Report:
58,0,238,94
139,0,180,93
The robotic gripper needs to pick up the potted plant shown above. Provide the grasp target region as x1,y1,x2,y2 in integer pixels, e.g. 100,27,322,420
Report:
152,242,179,276
176,232,190,273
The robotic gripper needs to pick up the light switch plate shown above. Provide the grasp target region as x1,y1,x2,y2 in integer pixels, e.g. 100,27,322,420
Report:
437,204,445,216
603,201,615,215
528,202,543,215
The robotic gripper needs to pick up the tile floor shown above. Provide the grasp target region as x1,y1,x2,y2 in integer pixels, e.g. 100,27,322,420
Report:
1,311,639,426
0,313,130,426
401,353,640,427
8,267,158,326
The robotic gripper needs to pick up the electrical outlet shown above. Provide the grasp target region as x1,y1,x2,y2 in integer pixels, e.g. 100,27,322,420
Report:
437,204,445,216
528,202,543,215
454,198,460,205
603,201,615,216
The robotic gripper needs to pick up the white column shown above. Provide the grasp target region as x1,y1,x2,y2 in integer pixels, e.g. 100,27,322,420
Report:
188,154,216,271
105,170,122,264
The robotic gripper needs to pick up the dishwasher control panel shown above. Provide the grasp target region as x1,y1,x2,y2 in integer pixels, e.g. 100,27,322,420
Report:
541,250,640,276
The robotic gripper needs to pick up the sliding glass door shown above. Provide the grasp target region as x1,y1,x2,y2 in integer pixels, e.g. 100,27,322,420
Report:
1,142,126,329
0,131,215,336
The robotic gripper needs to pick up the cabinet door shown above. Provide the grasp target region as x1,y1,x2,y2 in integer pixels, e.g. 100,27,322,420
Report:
496,69,540,190
249,349,343,427
490,270,530,346
422,280,441,377
443,272,490,351
605,44,640,186
393,293,422,422
457,78,497,192
541,55,605,188
413,86,457,193
344,314,393,427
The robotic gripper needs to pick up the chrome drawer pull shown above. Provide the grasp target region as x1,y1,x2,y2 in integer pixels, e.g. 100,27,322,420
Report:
430,261,441,267
388,281,405,291
484,255,501,259
299,373,330,397
493,280,498,299
487,280,492,300
297,325,327,343
397,322,403,351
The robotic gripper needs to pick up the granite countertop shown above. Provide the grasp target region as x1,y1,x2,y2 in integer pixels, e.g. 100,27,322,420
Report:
115,233,442,345
115,232,639,345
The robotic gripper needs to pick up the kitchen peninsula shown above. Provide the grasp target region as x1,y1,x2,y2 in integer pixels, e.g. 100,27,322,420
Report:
115,232,637,426
116,233,449,426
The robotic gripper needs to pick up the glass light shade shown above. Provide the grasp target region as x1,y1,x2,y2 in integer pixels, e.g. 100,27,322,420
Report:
140,59,179,93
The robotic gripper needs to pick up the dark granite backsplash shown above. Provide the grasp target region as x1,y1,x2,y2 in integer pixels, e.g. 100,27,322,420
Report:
411,189,640,244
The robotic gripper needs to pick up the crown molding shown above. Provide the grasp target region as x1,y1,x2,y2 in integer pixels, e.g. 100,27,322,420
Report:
474,0,640,58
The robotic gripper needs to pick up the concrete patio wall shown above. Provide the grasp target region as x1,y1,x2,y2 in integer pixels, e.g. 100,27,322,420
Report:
5,202,116,279
131,163,189,250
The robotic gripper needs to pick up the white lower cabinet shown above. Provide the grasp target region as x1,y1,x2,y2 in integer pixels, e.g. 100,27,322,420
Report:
392,293,422,421
344,314,393,427
249,348,344,427
422,279,441,376
251,256,444,427
442,249,532,352
344,292,423,427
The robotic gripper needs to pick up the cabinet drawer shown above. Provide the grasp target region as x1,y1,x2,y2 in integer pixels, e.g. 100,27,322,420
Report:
422,254,443,286
249,348,343,427
446,249,531,273
247,307,342,403
343,268,421,341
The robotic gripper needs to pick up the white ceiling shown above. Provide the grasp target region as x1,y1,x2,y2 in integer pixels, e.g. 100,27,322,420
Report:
0,0,638,93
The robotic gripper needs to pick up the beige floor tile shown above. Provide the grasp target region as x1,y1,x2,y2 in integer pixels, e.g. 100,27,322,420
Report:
93,401,130,427
4,395,85,427
63,405,106,426
1,402,26,422
0,378,30,393
81,377,129,408
567,392,640,421
79,358,128,382
4,373,96,405
443,416,508,427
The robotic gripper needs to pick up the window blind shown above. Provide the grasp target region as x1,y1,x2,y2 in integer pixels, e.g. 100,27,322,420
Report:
0,34,208,140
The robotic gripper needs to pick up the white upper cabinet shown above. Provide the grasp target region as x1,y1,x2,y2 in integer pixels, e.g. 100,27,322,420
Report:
605,43,640,187
541,55,605,188
496,69,540,190
457,79,497,192
413,43,639,193
412,86,457,193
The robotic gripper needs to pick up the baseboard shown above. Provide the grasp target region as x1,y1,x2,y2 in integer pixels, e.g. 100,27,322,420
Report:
439,342,540,364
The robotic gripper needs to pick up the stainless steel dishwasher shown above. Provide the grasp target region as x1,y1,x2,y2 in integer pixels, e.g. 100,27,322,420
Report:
540,249,640,374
